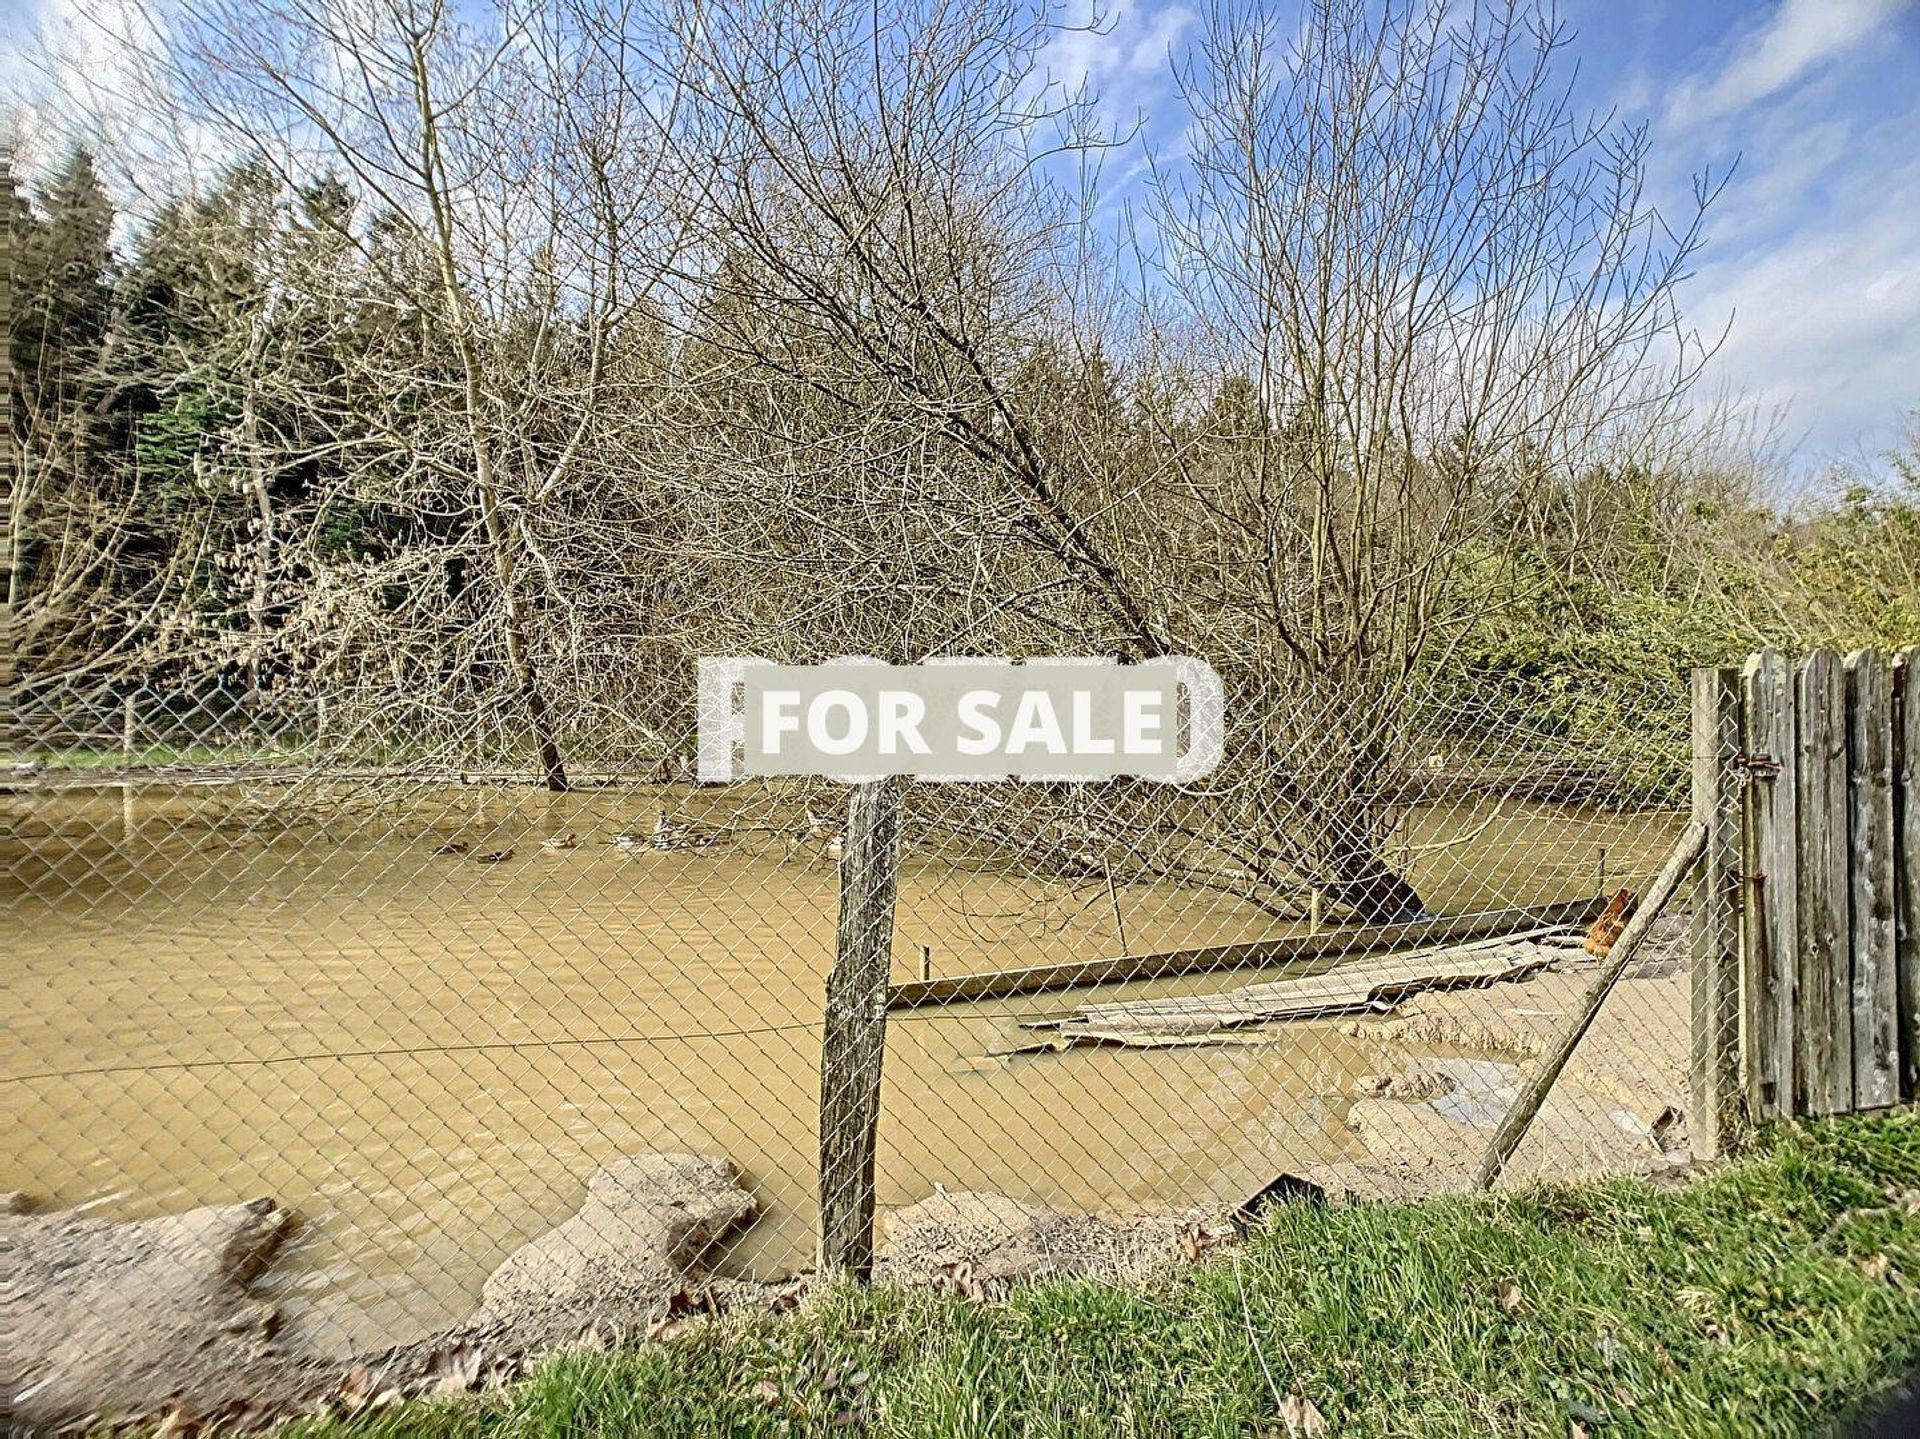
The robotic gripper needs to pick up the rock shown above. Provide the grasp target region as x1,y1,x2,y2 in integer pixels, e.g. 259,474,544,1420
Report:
4,1196,296,1430
474,1153,756,1334
879,1191,1183,1292
1353,1070,1455,1101
2,1191,31,1214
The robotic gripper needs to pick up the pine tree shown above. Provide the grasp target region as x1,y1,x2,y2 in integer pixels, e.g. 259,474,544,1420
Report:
14,146,115,442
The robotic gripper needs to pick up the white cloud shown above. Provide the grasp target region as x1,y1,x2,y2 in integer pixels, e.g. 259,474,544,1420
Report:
1041,0,1192,111
1683,114,1920,460
1636,0,1920,459
1666,0,1911,128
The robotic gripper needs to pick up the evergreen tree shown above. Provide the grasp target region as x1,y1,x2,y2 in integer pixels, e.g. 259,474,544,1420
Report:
11,146,115,469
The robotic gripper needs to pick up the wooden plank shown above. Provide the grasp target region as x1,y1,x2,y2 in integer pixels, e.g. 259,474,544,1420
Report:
1741,650,1797,1120
1476,823,1706,1189
1847,651,1898,1108
817,777,902,1281
1795,649,1851,1115
1026,935,1562,1041
1895,647,1919,1100
1691,667,1743,1157
885,897,1608,1009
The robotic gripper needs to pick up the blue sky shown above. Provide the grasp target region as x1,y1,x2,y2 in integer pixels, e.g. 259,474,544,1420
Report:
1046,0,1920,468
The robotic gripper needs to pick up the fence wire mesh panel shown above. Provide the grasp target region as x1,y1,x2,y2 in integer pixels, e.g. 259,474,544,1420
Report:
5,662,1716,1360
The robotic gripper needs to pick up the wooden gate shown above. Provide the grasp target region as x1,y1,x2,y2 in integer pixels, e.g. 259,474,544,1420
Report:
1692,647,1919,1148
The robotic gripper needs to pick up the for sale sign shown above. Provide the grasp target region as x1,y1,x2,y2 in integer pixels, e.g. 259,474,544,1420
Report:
697,657,1223,783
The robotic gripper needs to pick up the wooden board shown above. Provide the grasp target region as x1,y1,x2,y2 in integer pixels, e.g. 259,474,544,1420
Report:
1475,823,1706,1189
1896,647,1919,1101
1848,651,1899,1108
886,897,1608,1009
1795,649,1851,1115
998,932,1563,1052
1741,649,1797,1120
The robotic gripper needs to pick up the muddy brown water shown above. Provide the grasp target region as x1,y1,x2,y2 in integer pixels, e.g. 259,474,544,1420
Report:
3,781,1678,1353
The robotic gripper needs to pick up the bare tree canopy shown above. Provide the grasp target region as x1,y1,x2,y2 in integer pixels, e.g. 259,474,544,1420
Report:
6,0,1911,915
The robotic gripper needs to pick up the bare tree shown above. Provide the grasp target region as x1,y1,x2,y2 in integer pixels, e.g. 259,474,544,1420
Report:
1108,0,1717,916
633,0,1715,917
151,0,698,786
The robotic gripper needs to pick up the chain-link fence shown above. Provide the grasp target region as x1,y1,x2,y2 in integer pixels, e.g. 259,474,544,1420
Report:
5,664,1708,1367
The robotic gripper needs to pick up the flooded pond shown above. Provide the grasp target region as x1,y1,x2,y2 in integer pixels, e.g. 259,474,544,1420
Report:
2,780,1679,1353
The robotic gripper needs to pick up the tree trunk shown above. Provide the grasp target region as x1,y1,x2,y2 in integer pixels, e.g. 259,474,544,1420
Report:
482,511,568,793
407,33,568,795
241,391,272,694
1322,821,1426,923
518,649,569,792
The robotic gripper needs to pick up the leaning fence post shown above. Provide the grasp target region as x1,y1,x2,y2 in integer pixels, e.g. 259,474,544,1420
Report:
1741,650,1796,1120
1474,822,1705,1189
1795,649,1851,1114
1846,650,1898,1109
1895,647,1919,1101
1691,667,1743,1157
818,776,903,1280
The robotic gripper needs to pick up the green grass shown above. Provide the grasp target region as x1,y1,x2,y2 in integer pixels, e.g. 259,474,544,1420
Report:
291,1113,1920,1439
2,740,491,773
4,743,293,770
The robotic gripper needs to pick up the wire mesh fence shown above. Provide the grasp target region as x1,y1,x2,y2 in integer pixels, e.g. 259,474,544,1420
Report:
3,661,1720,1367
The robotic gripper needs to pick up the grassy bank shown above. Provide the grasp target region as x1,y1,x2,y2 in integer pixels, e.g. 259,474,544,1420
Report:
294,1114,1919,1439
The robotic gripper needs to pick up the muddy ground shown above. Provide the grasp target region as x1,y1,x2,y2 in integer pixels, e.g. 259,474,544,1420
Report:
1312,913,1692,1198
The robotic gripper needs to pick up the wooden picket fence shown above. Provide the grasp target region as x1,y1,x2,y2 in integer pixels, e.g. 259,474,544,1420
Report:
1690,647,1919,1152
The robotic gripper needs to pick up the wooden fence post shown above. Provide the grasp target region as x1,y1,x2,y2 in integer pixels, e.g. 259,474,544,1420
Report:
1741,650,1796,1121
818,776,904,1280
1796,649,1851,1114
1895,647,1919,1101
1691,667,1743,1156
1848,651,1898,1108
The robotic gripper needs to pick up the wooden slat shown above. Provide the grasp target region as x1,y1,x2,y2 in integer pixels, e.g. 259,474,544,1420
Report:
1691,667,1743,1156
1795,649,1851,1115
817,777,902,1281
1848,651,1898,1108
1895,646,1919,1101
1029,937,1558,1039
1741,650,1797,1120
885,897,1608,1009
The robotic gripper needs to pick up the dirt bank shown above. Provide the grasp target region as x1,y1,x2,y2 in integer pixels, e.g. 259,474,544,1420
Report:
3,1154,766,1433
4,1195,333,1431
878,1190,1200,1295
